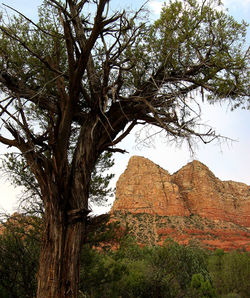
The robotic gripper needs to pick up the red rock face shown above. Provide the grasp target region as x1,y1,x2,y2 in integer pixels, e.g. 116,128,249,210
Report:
111,156,189,216
172,160,250,227
111,156,250,251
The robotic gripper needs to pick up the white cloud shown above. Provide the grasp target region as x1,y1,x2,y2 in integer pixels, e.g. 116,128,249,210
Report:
148,0,164,15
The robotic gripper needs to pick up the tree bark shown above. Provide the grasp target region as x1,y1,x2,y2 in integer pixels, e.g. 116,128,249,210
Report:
36,118,102,297
36,195,87,297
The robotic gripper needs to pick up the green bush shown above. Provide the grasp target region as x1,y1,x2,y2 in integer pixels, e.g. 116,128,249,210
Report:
0,215,41,298
189,273,217,297
79,237,214,297
208,250,250,297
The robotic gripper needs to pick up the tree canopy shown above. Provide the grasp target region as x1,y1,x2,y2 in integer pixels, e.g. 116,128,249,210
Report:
0,0,248,157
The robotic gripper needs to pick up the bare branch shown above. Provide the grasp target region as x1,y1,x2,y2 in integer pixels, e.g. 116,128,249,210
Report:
0,97,14,117
0,72,59,114
0,134,17,147
106,120,138,148
106,147,128,154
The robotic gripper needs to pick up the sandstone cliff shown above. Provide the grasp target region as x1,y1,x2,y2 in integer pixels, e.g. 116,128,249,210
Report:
111,156,250,251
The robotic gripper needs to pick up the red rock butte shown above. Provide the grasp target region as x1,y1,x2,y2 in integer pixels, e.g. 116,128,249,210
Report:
111,156,250,251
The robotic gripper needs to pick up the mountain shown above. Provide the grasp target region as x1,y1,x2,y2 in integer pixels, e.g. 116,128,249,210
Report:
111,156,250,251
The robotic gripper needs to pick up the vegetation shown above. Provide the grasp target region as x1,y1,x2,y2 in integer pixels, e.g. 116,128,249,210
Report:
0,0,249,296
1,151,115,214
0,214,41,298
208,249,250,297
0,216,249,298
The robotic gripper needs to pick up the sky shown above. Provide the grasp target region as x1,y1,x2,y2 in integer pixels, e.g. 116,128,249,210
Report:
0,0,249,214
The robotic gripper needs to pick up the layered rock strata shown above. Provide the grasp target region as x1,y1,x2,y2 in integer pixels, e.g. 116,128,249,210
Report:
111,156,250,251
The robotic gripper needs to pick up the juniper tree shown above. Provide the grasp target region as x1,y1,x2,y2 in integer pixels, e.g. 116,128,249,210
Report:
0,0,249,297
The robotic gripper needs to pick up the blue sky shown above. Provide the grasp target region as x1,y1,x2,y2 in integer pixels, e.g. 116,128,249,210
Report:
0,0,249,214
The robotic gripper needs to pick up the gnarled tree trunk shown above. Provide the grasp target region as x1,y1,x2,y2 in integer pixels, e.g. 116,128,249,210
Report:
37,220,84,297
36,195,87,298
36,120,99,297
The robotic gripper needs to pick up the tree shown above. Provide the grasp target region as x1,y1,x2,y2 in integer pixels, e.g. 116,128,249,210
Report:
0,0,248,296
208,249,250,297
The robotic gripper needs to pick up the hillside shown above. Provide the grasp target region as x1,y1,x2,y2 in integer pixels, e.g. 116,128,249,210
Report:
111,156,250,251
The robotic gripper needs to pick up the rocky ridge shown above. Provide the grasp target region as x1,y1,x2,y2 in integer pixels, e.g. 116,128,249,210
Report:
111,156,250,251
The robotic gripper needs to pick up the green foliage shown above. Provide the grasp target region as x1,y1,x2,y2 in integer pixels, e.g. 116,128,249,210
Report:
0,1,66,95
85,215,129,251
141,239,211,297
208,249,250,297
79,238,250,298
148,0,249,108
79,245,127,297
89,152,115,206
79,237,213,297
1,151,115,213
190,273,217,297
1,152,43,215
0,214,41,298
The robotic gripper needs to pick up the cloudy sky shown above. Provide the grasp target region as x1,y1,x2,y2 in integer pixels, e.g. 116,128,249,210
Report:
0,0,249,214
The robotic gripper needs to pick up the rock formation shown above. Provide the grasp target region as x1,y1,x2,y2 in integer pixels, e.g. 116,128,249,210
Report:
111,156,250,251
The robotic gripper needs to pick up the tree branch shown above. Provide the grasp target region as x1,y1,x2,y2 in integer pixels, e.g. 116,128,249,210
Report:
0,134,18,147
105,120,137,148
0,72,59,114
106,147,128,154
